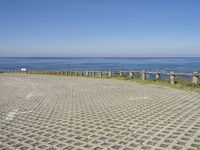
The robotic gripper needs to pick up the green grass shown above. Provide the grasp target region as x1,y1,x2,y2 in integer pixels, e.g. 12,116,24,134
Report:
97,74,200,93
117,77,200,93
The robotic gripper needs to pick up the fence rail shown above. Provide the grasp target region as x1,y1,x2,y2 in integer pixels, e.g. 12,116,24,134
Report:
0,69,200,85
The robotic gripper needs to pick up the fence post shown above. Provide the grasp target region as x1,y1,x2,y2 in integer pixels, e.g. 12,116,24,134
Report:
109,70,112,77
119,71,122,77
100,72,102,78
192,72,199,85
129,71,134,78
156,71,161,79
86,70,89,76
93,72,95,77
141,70,146,80
170,71,175,85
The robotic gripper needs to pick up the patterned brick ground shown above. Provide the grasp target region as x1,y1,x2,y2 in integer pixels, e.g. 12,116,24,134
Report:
0,74,200,150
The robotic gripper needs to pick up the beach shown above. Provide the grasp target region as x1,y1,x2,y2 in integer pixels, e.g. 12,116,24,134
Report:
0,73,200,149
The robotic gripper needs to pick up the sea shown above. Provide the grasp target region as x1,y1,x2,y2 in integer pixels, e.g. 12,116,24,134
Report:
0,57,200,73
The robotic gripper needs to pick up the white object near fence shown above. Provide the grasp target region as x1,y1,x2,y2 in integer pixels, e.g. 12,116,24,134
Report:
21,68,26,71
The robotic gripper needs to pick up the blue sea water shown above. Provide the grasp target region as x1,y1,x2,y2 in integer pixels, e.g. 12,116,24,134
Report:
0,57,200,73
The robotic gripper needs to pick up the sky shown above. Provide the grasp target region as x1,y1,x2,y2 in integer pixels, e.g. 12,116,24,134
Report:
0,0,200,57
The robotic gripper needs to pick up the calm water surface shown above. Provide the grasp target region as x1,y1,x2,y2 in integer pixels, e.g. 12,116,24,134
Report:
0,57,200,73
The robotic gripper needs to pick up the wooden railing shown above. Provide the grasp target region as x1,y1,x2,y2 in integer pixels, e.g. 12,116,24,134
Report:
119,70,200,85
0,69,200,85
0,70,112,78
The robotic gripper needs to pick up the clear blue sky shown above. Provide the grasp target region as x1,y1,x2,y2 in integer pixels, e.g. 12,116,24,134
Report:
0,0,200,57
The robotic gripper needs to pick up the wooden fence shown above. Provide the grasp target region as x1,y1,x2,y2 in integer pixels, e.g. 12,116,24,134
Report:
119,70,200,85
0,69,200,85
0,70,112,78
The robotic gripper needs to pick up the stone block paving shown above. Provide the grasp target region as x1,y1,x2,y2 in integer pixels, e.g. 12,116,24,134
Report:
0,73,200,150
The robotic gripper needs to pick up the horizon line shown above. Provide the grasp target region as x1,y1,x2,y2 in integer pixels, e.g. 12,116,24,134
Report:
1,56,200,58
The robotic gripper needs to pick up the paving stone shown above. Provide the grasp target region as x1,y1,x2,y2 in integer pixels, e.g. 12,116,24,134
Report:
0,73,200,149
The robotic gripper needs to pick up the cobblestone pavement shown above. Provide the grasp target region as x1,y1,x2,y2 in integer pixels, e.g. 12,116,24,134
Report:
0,74,200,150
